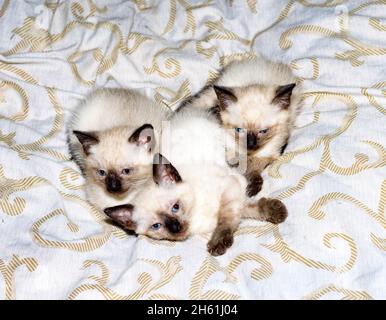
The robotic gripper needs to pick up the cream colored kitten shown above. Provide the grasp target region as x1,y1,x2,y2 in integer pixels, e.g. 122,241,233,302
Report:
68,88,171,211
104,108,287,256
179,56,303,196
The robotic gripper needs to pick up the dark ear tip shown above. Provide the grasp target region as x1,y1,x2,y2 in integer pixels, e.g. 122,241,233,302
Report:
213,85,227,92
72,130,82,136
103,207,112,216
103,204,134,216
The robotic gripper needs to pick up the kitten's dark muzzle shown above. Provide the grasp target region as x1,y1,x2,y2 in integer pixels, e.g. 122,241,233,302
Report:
106,174,122,193
247,132,259,150
165,216,182,234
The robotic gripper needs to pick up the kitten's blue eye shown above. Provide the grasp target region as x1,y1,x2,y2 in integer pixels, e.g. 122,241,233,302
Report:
171,203,179,214
151,223,161,230
235,127,243,133
259,128,269,134
97,169,106,176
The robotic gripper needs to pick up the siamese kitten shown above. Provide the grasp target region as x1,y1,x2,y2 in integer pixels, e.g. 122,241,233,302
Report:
68,88,171,211
104,108,287,256
179,56,303,197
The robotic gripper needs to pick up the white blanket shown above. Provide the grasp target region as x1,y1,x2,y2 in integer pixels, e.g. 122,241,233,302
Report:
0,0,385,299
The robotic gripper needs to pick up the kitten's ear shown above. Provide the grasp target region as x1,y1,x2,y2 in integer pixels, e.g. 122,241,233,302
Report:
104,204,136,231
213,85,237,110
272,83,296,109
73,130,99,155
153,153,182,185
129,124,155,152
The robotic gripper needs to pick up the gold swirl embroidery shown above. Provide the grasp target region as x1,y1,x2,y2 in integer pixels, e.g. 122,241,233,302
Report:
270,92,384,201
196,18,254,60
44,1,64,11
0,164,47,216
68,256,182,300
139,235,177,247
0,63,66,160
31,191,116,251
249,0,296,51
280,23,386,67
10,87,67,160
0,130,15,146
361,81,386,115
264,227,357,273
71,0,107,21
31,208,112,251
144,41,190,78
59,167,84,190
229,0,257,13
163,0,211,36
309,180,386,229
219,51,256,68
154,79,190,110
290,57,320,85
121,32,150,55
369,17,386,31
132,0,152,11
0,60,39,85
370,233,386,251
0,81,29,122
297,0,346,7
349,0,386,15
247,0,257,13
303,284,373,300
189,253,273,299
205,18,251,45
271,92,356,196
0,255,38,300
3,15,146,84
0,0,10,19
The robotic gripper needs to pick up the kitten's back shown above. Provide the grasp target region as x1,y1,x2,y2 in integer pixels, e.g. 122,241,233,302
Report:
70,88,171,133
218,56,296,88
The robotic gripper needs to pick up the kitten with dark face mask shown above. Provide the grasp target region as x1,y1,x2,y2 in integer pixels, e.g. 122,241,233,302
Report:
104,108,287,256
179,56,303,196
67,88,171,211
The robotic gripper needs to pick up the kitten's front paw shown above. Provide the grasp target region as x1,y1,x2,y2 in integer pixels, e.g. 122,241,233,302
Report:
246,173,263,197
258,197,288,224
207,229,234,256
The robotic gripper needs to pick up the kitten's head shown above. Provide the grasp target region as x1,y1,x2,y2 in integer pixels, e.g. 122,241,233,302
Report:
73,124,155,197
213,83,296,152
104,154,194,241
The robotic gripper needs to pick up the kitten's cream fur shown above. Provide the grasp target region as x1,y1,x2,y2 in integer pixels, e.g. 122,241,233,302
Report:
180,56,303,196
104,108,287,256
68,88,171,211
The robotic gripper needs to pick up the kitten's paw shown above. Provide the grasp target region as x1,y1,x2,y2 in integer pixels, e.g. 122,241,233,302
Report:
207,229,234,256
246,173,263,197
258,197,288,224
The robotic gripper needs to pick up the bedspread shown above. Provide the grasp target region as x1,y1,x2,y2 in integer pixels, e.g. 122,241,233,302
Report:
0,0,385,300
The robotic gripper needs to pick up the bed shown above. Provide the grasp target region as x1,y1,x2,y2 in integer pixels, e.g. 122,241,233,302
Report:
0,0,385,299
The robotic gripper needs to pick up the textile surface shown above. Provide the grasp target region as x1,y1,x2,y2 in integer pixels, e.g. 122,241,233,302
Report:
0,0,385,299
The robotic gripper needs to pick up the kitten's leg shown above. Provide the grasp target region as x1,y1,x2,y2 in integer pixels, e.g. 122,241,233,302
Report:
207,178,243,256
242,197,288,224
245,156,274,197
